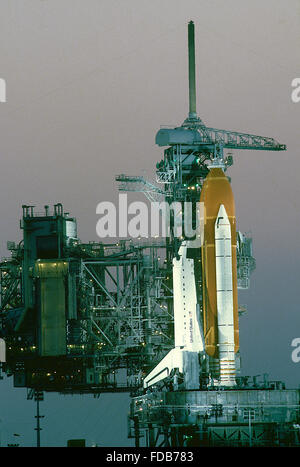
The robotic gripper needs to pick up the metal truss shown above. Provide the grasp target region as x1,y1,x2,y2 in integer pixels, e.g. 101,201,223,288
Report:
0,260,22,312
0,238,174,392
180,114,286,152
205,127,286,151
115,175,164,202
67,241,174,390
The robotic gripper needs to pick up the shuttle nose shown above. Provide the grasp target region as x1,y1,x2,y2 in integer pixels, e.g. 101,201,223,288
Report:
216,204,230,228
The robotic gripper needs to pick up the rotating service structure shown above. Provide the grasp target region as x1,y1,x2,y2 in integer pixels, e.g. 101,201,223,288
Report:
0,204,174,392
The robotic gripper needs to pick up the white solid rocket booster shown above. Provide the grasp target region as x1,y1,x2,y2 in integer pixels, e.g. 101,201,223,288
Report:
215,204,236,386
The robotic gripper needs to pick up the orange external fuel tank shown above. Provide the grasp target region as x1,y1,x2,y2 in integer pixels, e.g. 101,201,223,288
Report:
200,167,239,359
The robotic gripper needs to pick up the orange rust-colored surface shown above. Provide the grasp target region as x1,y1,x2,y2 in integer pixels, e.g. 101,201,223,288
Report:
200,168,239,358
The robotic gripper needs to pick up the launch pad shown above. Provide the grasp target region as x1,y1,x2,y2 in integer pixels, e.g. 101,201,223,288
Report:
129,385,300,447
0,22,299,447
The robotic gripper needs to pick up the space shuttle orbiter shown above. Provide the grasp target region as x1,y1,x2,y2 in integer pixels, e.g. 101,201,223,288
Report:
143,242,204,390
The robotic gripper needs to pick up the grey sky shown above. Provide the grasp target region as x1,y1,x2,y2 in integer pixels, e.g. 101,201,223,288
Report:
0,0,299,446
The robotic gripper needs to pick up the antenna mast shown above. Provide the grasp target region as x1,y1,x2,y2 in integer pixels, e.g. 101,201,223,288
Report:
188,21,197,119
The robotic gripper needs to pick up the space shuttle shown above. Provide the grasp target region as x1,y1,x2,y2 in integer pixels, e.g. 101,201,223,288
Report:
143,21,239,390
143,166,239,390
